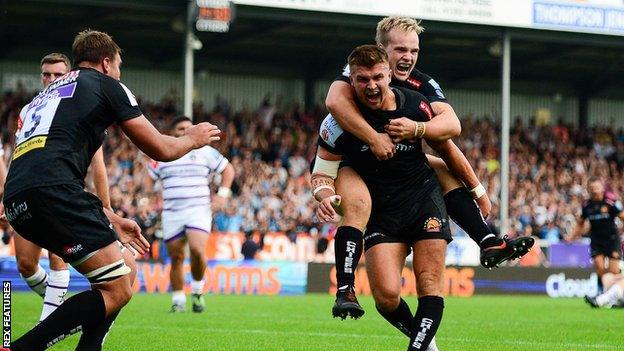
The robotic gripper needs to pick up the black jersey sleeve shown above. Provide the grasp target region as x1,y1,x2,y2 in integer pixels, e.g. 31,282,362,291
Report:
317,114,345,155
333,64,351,84
411,71,447,104
580,203,589,219
101,77,143,123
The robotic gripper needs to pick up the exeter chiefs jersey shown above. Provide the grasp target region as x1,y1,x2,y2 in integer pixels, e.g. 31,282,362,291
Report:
337,65,447,104
318,87,437,213
5,67,142,198
581,198,622,240
147,146,228,213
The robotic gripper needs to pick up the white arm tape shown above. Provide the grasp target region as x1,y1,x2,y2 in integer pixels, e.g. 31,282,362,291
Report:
312,185,335,198
312,155,340,179
469,184,486,199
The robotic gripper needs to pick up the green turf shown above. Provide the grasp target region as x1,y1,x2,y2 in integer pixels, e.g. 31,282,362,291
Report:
10,292,622,351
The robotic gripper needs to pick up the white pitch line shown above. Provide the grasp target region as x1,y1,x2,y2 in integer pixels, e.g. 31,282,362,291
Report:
122,324,621,350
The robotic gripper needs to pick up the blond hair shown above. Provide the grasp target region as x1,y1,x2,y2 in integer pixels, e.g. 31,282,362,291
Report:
375,17,424,46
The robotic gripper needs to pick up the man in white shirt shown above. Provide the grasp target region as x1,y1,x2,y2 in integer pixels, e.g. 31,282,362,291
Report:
147,116,235,312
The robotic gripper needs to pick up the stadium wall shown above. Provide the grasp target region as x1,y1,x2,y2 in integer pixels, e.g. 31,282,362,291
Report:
588,99,624,128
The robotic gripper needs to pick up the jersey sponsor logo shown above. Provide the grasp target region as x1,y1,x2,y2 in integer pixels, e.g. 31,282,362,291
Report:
406,77,422,89
12,136,46,160
319,115,344,148
601,205,609,213
424,217,441,233
321,128,329,142
45,71,79,92
419,101,433,120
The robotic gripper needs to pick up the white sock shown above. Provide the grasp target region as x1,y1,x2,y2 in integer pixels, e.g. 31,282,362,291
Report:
172,290,186,305
596,284,624,307
191,280,205,295
40,269,70,321
22,265,47,297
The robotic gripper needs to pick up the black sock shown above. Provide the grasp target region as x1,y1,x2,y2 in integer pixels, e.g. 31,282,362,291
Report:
11,290,106,351
443,187,501,249
334,226,363,290
376,298,413,337
407,296,444,351
76,311,120,351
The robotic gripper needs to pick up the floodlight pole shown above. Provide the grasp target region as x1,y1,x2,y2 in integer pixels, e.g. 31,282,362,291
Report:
500,29,511,237
184,0,195,120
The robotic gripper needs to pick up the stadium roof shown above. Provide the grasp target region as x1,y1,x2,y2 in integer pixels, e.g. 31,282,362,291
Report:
3,0,624,98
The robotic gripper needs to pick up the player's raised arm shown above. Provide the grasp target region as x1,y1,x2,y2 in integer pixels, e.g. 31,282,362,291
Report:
119,116,221,162
326,80,395,160
310,146,342,222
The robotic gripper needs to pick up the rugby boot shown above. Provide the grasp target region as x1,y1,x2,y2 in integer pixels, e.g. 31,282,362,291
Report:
332,287,365,320
507,236,535,261
170,302,185,313
584,295,600,308
480,236,516,268
192,293,205,313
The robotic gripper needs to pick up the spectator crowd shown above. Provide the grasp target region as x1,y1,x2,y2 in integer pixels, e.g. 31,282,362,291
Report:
1,88,623,260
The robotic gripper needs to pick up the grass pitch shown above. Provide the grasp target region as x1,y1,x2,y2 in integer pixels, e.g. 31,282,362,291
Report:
10,293,622,351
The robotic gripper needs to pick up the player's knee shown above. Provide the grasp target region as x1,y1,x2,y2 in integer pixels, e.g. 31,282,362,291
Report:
122,249,138,284
343,197,371,227
188,245,205,261
372,287,400,312
169,250,185,265
415,271,443,297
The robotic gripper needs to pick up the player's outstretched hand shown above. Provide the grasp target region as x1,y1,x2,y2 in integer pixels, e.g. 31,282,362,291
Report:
475,193,492,219
317,195,342,223
370,133,395,160
385,117,416,142
186,122,221,148
114,217,150,256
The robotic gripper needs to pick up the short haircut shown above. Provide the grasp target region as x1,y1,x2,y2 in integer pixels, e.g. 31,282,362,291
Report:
348,45,389,71
40,53,71,69
375,16,425,46
72,29,122,66
170,116,192,129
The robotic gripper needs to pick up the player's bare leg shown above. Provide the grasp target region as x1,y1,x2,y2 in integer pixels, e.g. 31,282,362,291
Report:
12,242,136,351
167,237,187,312
366,243,413,336
187,229,209,313
607,253,621,275
14,233,47,297
585,273,624,308
427,155,534,268
332,166,370,319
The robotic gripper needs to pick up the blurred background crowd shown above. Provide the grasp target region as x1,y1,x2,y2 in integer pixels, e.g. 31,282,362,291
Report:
1,89,623,259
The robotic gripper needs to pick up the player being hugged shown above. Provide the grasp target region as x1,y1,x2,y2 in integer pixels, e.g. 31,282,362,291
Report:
312,45,456,351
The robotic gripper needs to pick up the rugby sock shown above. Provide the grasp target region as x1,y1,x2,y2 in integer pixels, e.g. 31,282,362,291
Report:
11,289,106,351
75,311,119,351
596,284,624,307
40,269,70,321
376,298,413,337
191,279,205,295
407,296,444,351
172,290,186,305
334,226,364,291
443,188,501,249
22,265,48,297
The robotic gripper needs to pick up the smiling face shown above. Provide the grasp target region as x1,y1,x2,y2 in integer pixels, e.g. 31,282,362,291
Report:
350,62,392,110
382,28,420,82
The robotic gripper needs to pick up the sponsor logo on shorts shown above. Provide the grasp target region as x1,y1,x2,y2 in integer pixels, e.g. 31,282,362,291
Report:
363,232,384,241
63,244,83,255
424,217,441,233
4,201,29,222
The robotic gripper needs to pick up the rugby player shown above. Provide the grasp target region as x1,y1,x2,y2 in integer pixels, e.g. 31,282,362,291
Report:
323,17,534,318
8,30,221,350
568,178,623,291
585,272,624,308
146,116,235,313
2,53,116,324
313,45,455,351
